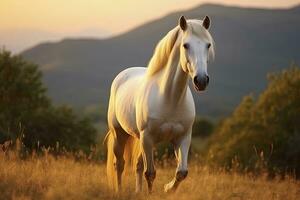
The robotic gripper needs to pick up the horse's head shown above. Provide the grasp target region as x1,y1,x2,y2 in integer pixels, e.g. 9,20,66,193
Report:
178,16,215,92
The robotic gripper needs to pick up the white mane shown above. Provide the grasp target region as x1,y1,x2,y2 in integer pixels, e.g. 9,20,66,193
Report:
146,26,180,76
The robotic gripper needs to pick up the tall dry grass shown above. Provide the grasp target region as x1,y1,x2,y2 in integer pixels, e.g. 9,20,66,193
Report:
0,143,299,200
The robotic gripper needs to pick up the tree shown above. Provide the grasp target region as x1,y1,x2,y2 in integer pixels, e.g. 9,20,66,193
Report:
0,50,97,153
204,65,300,176
0,50,49,140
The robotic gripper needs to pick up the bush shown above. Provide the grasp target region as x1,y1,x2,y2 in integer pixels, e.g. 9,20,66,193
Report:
193,117,214,138
204,65,300,177
0,50,97,153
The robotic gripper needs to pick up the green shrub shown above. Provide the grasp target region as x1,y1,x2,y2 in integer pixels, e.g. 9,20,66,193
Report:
204,65,300,176
193,117,214,138
0,50,97,153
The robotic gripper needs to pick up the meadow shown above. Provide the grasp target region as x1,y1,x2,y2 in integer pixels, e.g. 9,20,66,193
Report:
1,145,299,200
1,35,300,200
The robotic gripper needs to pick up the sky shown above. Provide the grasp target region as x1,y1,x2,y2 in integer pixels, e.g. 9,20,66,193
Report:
1,0,300,53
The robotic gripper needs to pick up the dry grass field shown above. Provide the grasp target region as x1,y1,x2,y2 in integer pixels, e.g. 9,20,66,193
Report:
1,148,299,200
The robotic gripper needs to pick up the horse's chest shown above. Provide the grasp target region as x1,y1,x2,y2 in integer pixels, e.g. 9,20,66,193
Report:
159,121,185,139
147,118,190,142
140,101,194,141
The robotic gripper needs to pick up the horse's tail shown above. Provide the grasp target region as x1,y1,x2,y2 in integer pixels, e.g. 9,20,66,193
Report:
105,130,140,191
105,130,117,191
124,135,141,174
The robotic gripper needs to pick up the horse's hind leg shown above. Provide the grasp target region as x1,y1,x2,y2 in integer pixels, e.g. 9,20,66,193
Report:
135,153,144,193
164,131,192,193
112,127,129,192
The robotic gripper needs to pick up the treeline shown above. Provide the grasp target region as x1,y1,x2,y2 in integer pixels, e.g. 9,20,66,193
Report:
0,50,97,153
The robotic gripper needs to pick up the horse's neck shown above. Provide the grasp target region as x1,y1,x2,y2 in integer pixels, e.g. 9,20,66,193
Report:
159,45,189,104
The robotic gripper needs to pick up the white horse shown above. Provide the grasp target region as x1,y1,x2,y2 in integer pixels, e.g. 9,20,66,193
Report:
105,15,215,193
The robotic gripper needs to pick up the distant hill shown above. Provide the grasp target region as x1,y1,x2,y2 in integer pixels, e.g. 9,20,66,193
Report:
22,4,300,119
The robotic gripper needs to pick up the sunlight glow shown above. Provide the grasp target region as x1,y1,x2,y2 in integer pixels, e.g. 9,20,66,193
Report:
1,0,299,34
1,0,299,53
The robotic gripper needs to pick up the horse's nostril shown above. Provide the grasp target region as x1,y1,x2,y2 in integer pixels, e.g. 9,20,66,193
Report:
206,75,209,84
193,76,198,85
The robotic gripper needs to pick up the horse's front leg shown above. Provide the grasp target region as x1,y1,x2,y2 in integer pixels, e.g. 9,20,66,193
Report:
141,130,156,193
164,130,192,193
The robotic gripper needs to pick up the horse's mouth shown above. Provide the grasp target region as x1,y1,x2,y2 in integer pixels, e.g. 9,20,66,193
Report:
194,84,207,92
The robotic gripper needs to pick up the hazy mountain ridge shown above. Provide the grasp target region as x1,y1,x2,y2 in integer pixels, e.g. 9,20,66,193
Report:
0,28,111,54
22,4,300,118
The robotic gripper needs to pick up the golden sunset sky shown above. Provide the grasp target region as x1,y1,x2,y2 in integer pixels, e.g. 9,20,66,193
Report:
1,0,299,52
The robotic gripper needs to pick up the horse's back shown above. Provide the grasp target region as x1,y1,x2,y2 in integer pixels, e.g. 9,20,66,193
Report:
111,67,146,92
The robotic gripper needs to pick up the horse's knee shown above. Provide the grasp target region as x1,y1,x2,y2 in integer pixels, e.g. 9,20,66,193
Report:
176,170,188,181
144,170,156,182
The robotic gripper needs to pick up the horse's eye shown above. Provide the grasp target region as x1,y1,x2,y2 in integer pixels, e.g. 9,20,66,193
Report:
207,43,211,49
183,43,189,49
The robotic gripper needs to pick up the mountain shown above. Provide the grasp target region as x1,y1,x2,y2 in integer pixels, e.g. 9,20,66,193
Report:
0,28,110,53
21,4,300,119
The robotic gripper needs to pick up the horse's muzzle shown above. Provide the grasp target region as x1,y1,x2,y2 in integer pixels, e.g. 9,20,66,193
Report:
193,75,209,91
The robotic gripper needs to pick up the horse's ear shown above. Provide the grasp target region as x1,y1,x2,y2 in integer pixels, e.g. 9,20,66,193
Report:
202,16,210,30
179,16,187,31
